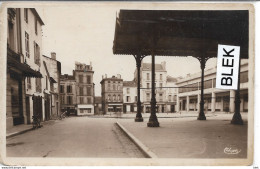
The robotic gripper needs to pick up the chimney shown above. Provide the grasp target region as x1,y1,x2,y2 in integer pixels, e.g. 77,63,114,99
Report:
105,74,107,78
90,61,92,70
161,61,166,70
51,52,56,60
117,74,121,79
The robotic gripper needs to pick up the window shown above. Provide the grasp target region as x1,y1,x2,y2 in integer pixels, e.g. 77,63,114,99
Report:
147,73,150,80
113,84,116,90
240,71,248,83
25,32,30,58
213,78,216,87
80,97,84,104
7,10,15,50
35,17,38,35
159,94,163,101
79,75,83,83
27,77,31,89
24,9,28,23
147,83,150,89
60,85,64,93
113,94,116,101
168,95,172,102
35,78,42,92
126,96,131,102
107,83,111,90
160,74,163,80
118,95,121,102
87,97,91,104
46,76,48,90
79,87,84,95
108,94,111,101
67,96,73,104
60,95,65,104
67,85,72,93
173,95,177,101
216,97,221,102
146,93,150,101
87,75,91,84
50,82,54,92
87,86,92,96
127,88,130,94
117,85,121,90
135,96,137,102
34,42,40,65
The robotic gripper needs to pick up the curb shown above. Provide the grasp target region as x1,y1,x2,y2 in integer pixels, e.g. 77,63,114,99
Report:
6,127,34,139
116,122,158,158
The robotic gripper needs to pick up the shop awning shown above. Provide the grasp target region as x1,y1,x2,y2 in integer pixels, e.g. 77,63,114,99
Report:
7,49,42,78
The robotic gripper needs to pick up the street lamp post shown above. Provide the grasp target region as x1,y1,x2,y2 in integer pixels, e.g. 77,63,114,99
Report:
147,50,160,127
197,56,207,120
134,54,145,122
231,57,243,125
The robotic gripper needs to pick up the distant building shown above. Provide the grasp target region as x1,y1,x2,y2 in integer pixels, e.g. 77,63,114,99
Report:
94,96,102,115
74,62,95,115
42,53,61,119
100,74,123,114
134,62,168,113
60,74,77,115
123,80,137,113
176,60,248,113
165,76,178,113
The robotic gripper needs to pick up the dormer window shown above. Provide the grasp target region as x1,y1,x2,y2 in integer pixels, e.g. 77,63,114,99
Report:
24,9,28,23
35,17,38,35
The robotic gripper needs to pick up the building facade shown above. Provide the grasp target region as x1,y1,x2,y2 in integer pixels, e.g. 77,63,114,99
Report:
42,53,61,119
7,8,46,127
74,62,95,115
176,60,248,114
135,62,168,113
165,76,178,113
21,8,46,123
6,8,43,129
123,81,137,113
100,74,123,114
60,74,77,115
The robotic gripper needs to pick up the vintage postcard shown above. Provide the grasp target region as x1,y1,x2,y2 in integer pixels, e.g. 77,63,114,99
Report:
0,2,255,166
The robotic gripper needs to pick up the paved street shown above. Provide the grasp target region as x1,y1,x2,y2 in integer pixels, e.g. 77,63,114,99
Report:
6,117,145,158
7,113,248,159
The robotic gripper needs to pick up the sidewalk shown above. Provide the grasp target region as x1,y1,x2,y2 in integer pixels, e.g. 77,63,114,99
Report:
6,119,57,138
116,113,248,158
92,111,246,119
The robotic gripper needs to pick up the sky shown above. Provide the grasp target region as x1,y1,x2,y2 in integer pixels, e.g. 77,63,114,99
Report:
38,5,217,96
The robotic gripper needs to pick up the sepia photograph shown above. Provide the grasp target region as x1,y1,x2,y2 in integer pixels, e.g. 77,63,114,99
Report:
0,2,255,166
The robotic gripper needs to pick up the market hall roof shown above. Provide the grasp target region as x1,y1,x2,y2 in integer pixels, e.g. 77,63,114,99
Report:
113,10,248,59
